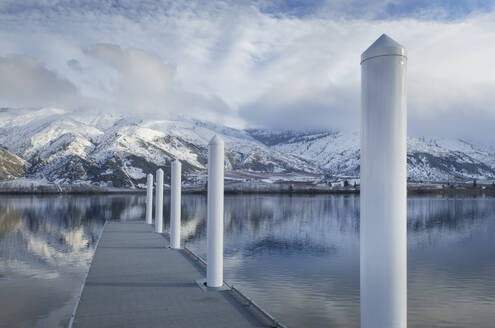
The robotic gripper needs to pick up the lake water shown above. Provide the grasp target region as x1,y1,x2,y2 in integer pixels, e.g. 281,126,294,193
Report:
0,194,494,327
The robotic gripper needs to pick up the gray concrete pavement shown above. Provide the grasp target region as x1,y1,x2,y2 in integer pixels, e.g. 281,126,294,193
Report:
71,222,271,328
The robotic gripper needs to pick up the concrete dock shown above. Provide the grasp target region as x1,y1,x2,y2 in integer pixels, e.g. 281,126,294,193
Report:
71,222,273,328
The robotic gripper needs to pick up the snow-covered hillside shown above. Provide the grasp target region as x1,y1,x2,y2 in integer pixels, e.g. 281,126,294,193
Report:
247,129,495,182
0,107,494,187
0,108,318,187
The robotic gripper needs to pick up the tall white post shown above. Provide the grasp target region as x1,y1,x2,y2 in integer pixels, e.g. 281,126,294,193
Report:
207,135,224,287
155,168,164,233
360,34,407,328
170,159,182,249
145,173,153,224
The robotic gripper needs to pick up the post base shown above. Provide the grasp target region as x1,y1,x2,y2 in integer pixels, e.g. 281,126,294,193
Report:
195,278,229,292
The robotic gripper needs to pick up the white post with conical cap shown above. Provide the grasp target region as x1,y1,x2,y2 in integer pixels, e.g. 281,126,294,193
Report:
145,173,153,224
207,135,224,287
155,168,164,233
170,159,181,249
360,34,407,328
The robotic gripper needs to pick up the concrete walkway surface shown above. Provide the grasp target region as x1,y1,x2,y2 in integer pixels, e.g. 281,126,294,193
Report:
71,222,272,328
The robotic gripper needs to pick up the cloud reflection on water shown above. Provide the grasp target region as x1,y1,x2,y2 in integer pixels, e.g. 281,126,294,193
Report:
0,194,494,328
183,194,495,328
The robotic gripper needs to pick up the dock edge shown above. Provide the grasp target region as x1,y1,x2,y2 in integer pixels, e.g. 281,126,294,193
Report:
183,246,289,328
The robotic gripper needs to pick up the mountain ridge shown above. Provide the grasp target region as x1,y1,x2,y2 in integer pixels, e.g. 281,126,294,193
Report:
0,107,494,188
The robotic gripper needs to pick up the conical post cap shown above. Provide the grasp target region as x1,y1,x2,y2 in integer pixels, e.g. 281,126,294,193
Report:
361,34,407,63
209,135,224,146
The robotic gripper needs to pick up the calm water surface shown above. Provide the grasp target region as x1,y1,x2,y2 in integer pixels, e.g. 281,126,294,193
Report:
0,194,494,327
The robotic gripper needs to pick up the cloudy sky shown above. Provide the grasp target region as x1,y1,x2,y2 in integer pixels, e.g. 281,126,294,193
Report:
0,0,494,141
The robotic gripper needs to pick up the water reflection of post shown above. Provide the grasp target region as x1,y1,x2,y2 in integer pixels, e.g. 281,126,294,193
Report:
360,34,407,328
207,135,224,287
155,169,164,233
146,173,153,224
170,160,182,249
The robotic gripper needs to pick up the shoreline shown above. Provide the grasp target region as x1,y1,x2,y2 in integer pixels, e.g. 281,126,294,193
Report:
0,182,494,196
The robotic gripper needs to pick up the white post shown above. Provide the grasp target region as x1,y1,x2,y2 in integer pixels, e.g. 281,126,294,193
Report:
360,34,407,328
155,168,164,233
145,173,153,224
207,135,224,287
170,159,182,249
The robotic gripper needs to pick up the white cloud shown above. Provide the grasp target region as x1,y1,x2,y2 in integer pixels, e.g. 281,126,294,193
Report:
86,44,175,110
0,1,494,140
0,55,78,108
84,43,234,123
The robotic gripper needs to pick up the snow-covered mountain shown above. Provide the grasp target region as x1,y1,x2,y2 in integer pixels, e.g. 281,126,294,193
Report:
0,107,494,188
0,108,318,188
247,129,495,182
